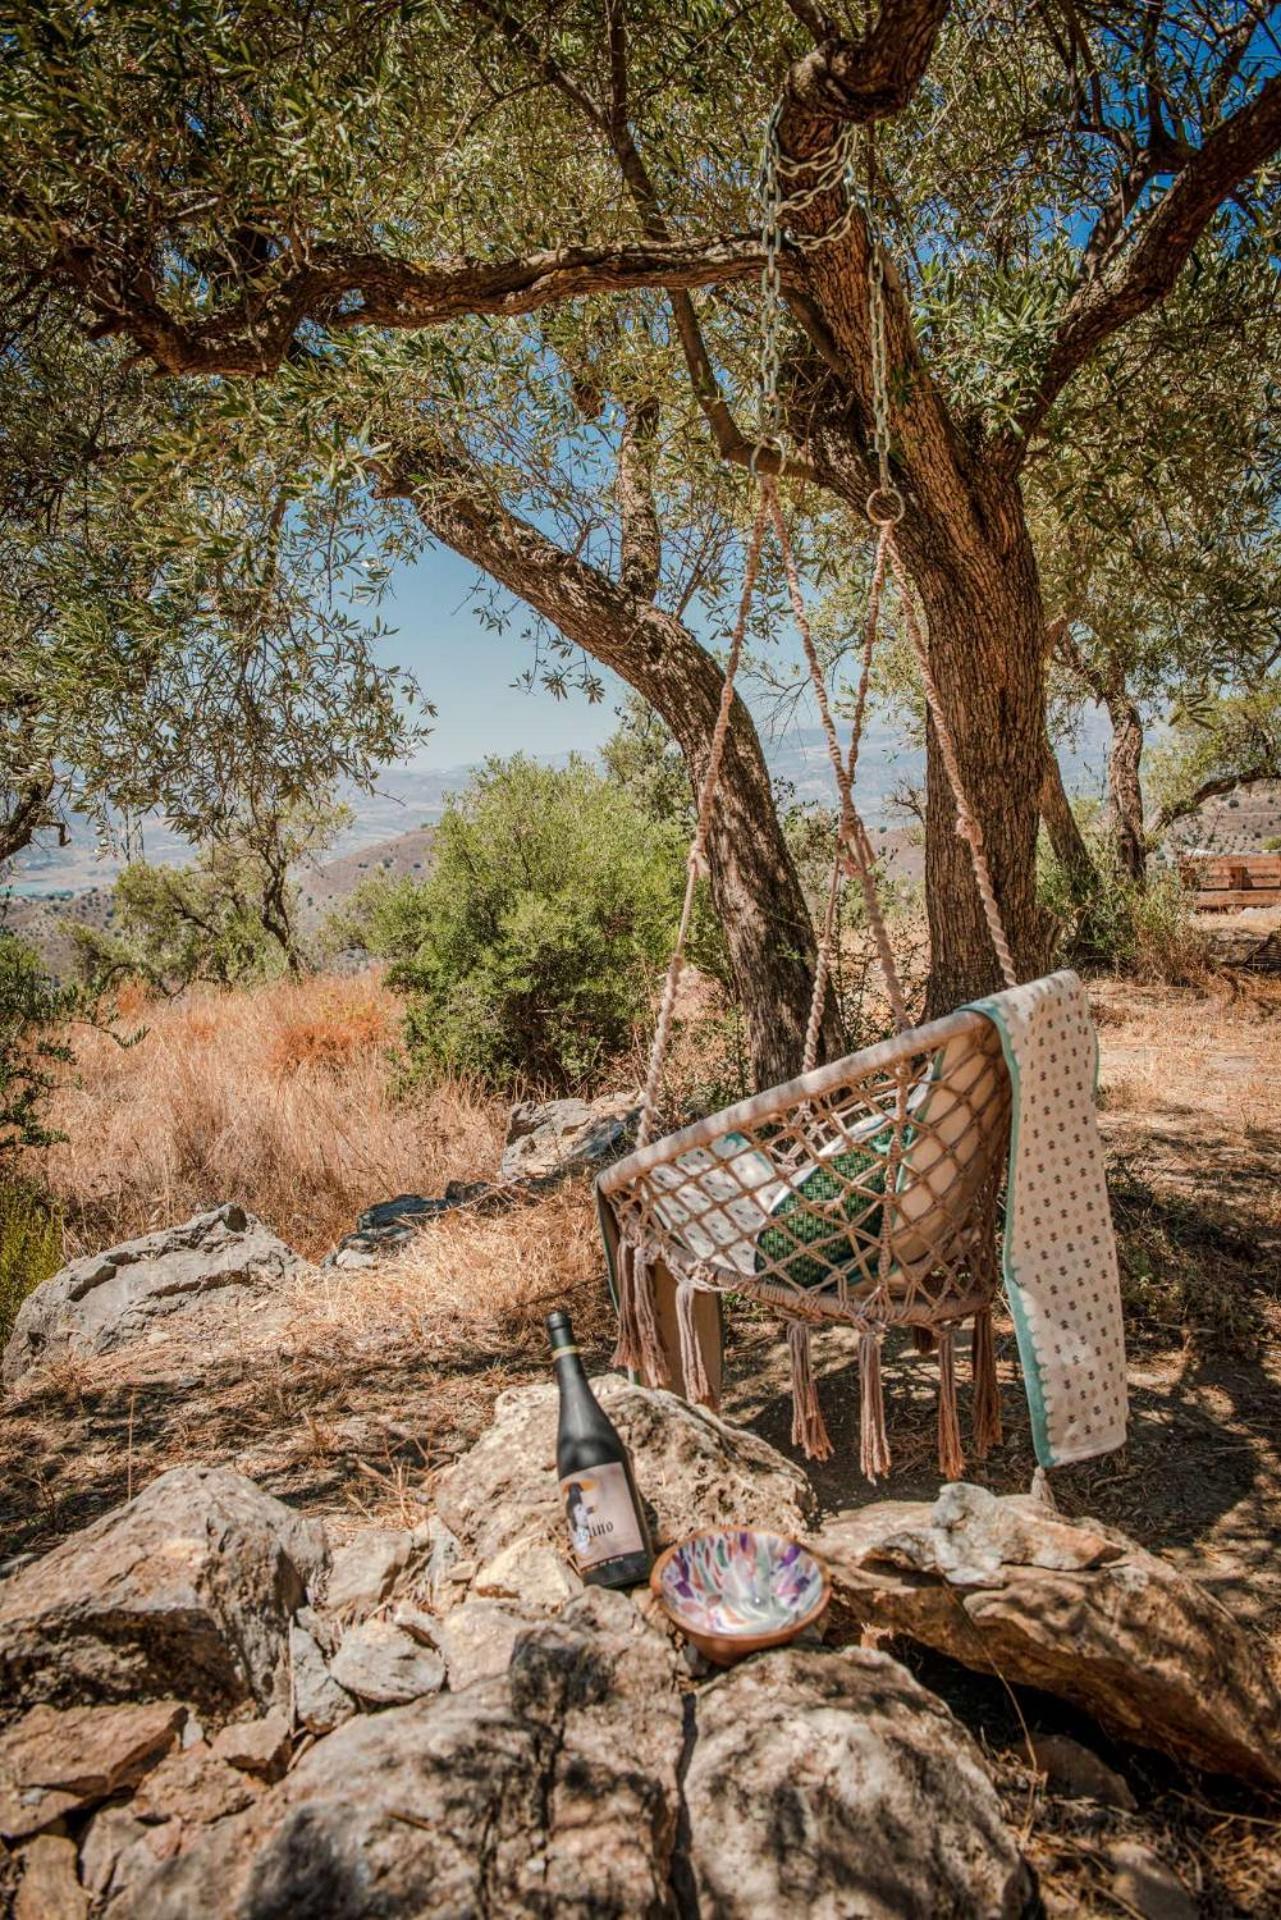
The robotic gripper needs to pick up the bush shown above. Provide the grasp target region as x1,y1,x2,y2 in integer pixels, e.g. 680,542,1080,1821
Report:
0,1180,62,1348
338,756,688,1087
1038,835,1212,984
0,931,77,1153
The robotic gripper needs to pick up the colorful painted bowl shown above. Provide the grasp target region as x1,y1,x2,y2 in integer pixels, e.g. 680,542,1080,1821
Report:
650,1527,830,1666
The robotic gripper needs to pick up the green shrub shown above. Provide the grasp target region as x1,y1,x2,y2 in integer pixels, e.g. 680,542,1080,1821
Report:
1038,835,1211,984
339,756,688,1087
0,1180,62,1348
0,932,77,1153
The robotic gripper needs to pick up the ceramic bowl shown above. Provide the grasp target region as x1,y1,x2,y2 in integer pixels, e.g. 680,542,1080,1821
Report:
650,1527,830,1666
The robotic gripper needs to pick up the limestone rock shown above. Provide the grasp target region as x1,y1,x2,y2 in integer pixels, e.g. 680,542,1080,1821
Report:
328,1618,446,1706
325,1183,494,1268
210,1711,292,1783
1104,1841,1197,1920
500,1092,640,1181
473,1537,583,1610
436,1379,816,1598
80,1806,176,1904
433,1598,539,1693
684,1645,1035,1919
3,1205,306,1385
13,1834,88,1920
818,1482,1281,1788
116,1587,685,1920
323,1528,412,1618
1027,1733,1136,1811
0,1465,325,1721
288,1620,355,1735
131,1742,259,1824
0,1700,185,1839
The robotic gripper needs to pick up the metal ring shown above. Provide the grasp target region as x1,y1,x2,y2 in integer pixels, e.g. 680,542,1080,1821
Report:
865,486,906,526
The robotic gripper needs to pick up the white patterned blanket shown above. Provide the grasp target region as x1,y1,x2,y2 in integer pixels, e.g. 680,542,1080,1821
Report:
968,970,1128,1467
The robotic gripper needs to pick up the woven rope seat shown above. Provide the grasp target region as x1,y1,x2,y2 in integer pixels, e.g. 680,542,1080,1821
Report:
599,1008,1013,1476
600,1009,1009,1325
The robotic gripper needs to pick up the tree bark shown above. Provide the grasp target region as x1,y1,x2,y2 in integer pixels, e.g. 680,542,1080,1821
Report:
904,492,1053,1013
1039,739,1100,900
1104,689,1147,885
386,456,835,1087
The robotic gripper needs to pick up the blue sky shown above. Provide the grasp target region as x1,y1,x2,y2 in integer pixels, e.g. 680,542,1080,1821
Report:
384,541,626,768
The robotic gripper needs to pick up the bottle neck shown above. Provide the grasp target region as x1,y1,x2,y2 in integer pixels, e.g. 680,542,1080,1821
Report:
550,1338,589,1389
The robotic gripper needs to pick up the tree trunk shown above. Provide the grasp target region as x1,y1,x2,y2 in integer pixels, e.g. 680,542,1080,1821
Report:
1104,690,1147,885
895,485,1053,1016
1039,738,1100,901
388,460,834,1087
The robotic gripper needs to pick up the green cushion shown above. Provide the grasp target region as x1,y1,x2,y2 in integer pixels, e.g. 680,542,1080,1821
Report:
755,1135,894,1290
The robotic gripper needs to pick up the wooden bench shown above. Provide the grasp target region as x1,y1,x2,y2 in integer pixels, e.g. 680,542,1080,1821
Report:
1178,853,1281,911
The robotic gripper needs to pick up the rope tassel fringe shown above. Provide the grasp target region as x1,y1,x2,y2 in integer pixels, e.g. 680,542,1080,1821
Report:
937,1327,966,1481
676,1276,715,1407
859,1330,892,1482
971,1307,1003,1457
611,1243,670,1388
788,1322,834,1461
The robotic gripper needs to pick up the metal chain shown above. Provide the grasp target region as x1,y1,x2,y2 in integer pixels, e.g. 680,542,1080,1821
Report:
755,108,859,462
755,106,786,461
862,130,905,528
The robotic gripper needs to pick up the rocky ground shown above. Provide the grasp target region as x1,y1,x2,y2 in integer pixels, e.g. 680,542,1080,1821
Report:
1,976,1279,1914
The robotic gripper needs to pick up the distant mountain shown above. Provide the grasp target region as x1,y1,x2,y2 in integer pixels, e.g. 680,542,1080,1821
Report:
4,708,1111,904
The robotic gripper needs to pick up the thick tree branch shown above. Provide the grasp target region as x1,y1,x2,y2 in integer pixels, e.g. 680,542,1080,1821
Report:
0,766,58,867
375,439,841,1080
65,235,764,378
778,0,950,144
1148,766,1280,839
1008,73,1281,456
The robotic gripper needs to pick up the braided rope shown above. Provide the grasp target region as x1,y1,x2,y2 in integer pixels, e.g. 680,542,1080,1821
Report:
637,490,772,1147
883,533,1019,991
801,527,892,1076
765,480,910,1035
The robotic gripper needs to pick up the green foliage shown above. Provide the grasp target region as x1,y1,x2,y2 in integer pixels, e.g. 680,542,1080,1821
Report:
1147,684,1281,832
0,305,428,873
1038,825,1210,986
0,932,77,1152
0,1180,62,1350
340,755,685,1087
76,803,345,992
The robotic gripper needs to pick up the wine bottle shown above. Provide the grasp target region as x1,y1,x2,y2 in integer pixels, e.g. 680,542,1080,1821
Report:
547,1309,652,1589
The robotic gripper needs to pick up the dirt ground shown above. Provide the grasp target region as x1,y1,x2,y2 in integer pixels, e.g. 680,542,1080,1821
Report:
2,974,1279,1913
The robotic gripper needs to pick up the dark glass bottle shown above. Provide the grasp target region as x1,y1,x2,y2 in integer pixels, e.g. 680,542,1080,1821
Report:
547,1309,652,1589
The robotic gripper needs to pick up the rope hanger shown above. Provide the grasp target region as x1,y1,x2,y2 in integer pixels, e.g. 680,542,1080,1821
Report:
637,115,1016,1149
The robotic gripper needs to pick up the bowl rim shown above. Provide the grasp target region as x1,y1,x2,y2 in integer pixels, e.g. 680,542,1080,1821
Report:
649,1525,831,1641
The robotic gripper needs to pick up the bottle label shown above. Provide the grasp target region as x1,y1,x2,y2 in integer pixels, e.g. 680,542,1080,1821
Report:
559,1463,644,1569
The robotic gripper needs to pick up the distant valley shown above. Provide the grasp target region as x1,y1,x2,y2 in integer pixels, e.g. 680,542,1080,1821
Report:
2,715,1110,973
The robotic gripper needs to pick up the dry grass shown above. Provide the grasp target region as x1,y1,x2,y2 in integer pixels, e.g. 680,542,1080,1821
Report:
290,1180,612,1358
34,973,507,1262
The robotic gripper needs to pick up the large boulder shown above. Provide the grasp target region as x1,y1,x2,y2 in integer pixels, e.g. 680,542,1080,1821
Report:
3,1205,305,1386
685,1646,1036,1919
500,1092,640,1182
817,1482,1281,1789
0,1465,326,1722
434,1378,817,1605
114,1586,687,1919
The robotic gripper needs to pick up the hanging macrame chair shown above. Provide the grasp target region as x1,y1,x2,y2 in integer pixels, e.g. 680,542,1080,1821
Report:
597,116,1027,1482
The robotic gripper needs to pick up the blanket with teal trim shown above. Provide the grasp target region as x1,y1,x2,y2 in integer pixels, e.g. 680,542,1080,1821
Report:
969,970,1128,1468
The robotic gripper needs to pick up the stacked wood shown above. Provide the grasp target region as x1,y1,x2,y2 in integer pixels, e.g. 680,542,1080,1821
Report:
1178,852,1281,911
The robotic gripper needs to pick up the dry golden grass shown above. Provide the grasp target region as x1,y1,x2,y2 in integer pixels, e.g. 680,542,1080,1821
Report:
36,972,507,1261
289,1180,611,1358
